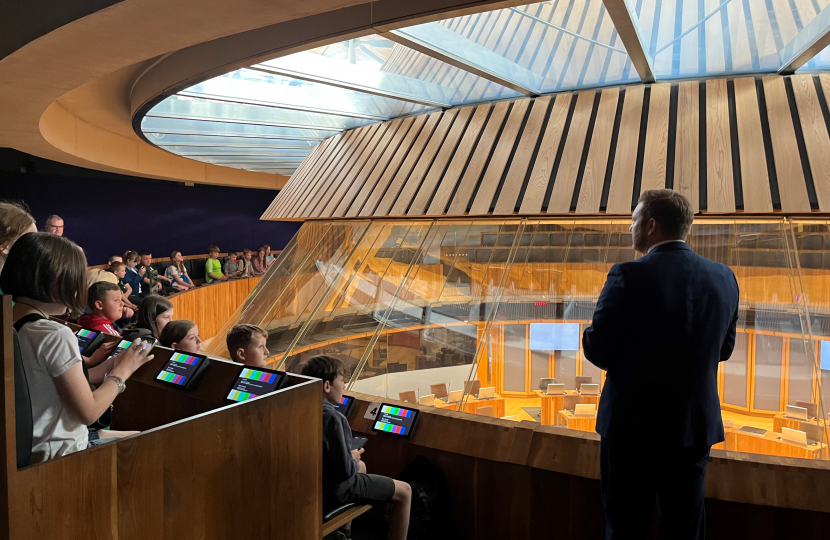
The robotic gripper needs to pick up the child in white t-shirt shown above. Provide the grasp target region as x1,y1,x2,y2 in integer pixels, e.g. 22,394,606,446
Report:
1,232,155,463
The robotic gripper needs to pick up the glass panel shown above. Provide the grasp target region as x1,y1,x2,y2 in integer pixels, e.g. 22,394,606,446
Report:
156,146,314,156
146,134,321,148
148,94,374,131
396,0,638,94
632,0,830,78
722,332,749,408
788,338,814,406
754,334,784,411
530,350,549,392
184,70,432,120
258,35,520,106
555,350,577,390
141,116,336,140
503,325,527,392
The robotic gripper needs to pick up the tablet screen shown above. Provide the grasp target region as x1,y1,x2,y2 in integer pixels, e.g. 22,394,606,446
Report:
226,367,284,402
75,328,100,353
156,351,206,386
108,339,131,360
333,395,354,417
372,404,419,438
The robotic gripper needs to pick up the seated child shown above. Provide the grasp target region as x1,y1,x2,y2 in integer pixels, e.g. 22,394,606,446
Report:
223,251,244,278
78,282,124,336
159,320,202,353
301,355,411,540
226,324,269,367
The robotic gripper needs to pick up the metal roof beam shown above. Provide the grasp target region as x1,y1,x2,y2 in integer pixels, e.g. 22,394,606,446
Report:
601,0,655,83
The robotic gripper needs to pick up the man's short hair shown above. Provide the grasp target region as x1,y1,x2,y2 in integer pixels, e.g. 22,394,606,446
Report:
110,261,125,272
108,254,122,263
138,250,152,257
228,251,238,257
208,245,220,253
88,281,121,307
45,214,63,224
637,189,694,239
226,324,268,362
300,355,348,384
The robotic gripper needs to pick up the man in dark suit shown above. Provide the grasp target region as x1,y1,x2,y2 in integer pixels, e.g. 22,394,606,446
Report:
583,189,739,540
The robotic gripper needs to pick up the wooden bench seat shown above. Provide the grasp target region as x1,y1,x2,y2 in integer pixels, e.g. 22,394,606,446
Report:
321,503,372,537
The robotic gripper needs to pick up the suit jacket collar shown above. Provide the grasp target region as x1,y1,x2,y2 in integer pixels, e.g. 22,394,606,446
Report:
648,241,691,254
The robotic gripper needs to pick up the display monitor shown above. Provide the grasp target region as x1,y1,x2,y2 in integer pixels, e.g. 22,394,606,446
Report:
107,339,132,360
372,404,420,438
75,328,105,355
156,351,209,389
821,341,830,371
529,323,580,351
226,366,285,402
333,395,355,417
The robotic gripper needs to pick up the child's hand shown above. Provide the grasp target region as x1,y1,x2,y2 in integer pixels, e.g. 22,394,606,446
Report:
85,341,117,367
351,448,365,461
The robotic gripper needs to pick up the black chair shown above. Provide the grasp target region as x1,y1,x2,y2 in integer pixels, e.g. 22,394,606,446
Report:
12,330,33,469
190,258,207,280
156,261,172,276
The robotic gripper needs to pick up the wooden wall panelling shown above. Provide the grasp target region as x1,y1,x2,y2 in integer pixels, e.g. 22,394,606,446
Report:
295,130,359,217
347,117,415,216
706,79,736,212
281,135,344,218
321,123,387,217
576,88,620,213
793,74,830,211
373,112,443,216
311,124,378,217
426,104,492,215
674,81,700,212
389,110,458,215
260,141,316,219
408,106,476,215
361,114,429,216
762,76,812,212
167,277,261,340
546,90,595,214
639,83,672,193
446,100,511,215
518,94,572,214
733,77,773,212
605,85,645,213
334,120,401,217
267,137,330,219
493,96,552,215
469,98,531,215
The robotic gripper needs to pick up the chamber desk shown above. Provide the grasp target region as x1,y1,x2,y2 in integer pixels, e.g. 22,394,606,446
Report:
558,409,598,432
535,390,601,425
434,396,506,417
714,427,828,459
772,413,826,433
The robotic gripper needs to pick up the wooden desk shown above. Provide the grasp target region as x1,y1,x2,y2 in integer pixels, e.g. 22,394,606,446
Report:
536,390,601,425
715,427,827,459
773,413,826,433
434,396,505,417
558,410,597,432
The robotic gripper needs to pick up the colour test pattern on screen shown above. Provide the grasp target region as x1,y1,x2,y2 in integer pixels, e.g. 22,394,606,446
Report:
156,352,203,386
373,405,414,435
227,368,282,402
333,396,352,415
75,329,98,353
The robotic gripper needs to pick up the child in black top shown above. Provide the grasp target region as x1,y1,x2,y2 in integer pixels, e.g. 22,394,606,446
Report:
301,356,411,540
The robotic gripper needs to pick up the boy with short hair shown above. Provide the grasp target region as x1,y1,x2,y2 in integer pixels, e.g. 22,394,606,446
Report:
78,282,123,335
139,251,174,295
223,251,244,278
110,262,139,312
301,355,411,540
240,249,254,278
206,245,227,284
226,324,269,367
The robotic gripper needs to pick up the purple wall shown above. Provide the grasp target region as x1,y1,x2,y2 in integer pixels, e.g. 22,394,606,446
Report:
0,149,302,265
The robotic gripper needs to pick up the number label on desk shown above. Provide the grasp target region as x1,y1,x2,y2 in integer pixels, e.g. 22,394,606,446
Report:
364,402,382,420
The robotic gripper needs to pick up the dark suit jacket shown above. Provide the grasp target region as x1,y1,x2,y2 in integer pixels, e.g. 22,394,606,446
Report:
582,242,739,447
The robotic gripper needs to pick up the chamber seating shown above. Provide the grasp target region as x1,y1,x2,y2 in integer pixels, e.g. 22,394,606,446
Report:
321,503,372,537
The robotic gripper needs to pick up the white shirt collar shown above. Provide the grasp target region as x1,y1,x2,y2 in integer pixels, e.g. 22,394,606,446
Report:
647,239,686,254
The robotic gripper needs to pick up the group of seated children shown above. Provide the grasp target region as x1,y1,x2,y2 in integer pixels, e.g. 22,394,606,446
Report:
206,244,275,283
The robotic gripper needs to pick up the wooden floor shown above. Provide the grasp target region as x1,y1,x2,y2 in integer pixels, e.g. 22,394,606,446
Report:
501,395,775,430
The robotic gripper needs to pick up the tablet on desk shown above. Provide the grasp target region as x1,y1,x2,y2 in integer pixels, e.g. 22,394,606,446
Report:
579,383,599,396
75,328,106,356
545,383,565,396
333,395,355,417
156,350,210,390
785,404,808,421
372,404,420,438
574,403,596,416
226,366,285,402
446,390,464,403
478,387,495,399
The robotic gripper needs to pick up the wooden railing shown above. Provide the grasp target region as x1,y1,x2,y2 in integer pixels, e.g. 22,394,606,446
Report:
0,295,321,540
167,276,262,341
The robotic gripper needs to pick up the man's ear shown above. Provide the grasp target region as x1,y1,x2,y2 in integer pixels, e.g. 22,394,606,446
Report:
647,217,659,236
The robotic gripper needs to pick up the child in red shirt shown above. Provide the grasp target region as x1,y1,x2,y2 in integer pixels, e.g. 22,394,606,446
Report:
78,282,123,336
